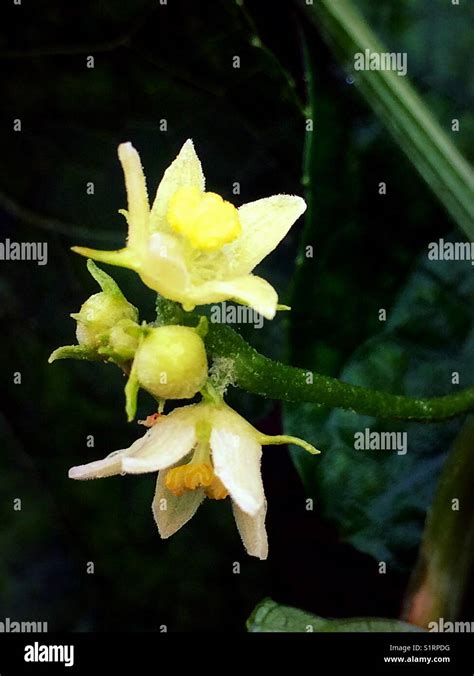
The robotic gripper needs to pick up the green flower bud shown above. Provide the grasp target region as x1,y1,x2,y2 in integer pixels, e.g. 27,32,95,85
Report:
134,325,208,400
49,260,139,365
74,292,137,349
101,319,141,361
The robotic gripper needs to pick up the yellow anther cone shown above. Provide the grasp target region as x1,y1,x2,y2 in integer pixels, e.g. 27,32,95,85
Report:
167,186,242,251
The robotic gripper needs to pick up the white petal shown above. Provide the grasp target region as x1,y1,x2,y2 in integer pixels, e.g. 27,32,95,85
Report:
150,139,205,230
232,195,306,275
210,410,264,515
139,232,191,298
68,435,145,480
118,143,150,250
121,406,197,474
69,455,124,480
152,470,204,538
70,406,198,480
193,274,278,320
233,500,268,560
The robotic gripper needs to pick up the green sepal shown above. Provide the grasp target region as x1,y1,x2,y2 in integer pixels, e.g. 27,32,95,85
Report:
125,360,140,422
194,315,208,339
257,433,320,455
48,345,100,363
87,259,128,301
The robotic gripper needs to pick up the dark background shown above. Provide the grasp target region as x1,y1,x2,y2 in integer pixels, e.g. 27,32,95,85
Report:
0,0,472,631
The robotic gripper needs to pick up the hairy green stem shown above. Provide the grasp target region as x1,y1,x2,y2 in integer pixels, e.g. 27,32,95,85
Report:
205,324,474,420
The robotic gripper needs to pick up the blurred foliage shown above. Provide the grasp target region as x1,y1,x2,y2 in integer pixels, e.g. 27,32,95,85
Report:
0,0,472,631
248,598,421,632
284,0,473,577
302,0,473,237
286,246,474,569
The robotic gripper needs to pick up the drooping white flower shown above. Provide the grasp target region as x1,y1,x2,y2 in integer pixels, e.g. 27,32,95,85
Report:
68,401,318,559
72,140,306,320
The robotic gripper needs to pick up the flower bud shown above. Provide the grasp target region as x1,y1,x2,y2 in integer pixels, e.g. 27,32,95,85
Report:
74,292,138,349
133,325,208,400
49,261,140,366
71,260,138,352
101,319,141,361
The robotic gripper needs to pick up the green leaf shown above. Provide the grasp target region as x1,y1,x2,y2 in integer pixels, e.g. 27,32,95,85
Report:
247,599,421,633
154,295,185,327
300,0,474,239
285,240,474,569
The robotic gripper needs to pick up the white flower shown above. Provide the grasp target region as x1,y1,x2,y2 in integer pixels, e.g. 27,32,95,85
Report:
68,401,318,559
72,140,306,320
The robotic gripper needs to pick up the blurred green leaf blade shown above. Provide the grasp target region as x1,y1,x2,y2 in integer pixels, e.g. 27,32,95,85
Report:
247,599,421,633
301,0,474,238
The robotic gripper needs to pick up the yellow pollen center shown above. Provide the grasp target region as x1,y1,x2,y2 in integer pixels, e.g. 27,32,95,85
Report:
165,462,228,500
167,185,242,251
